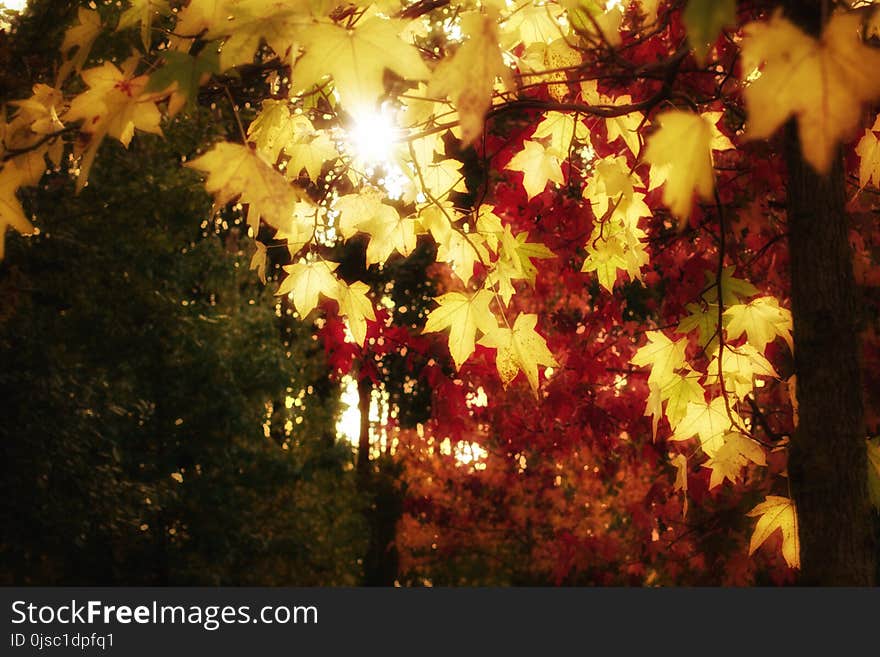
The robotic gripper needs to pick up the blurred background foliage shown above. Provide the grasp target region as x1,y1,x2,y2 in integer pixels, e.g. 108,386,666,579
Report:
0,0,368,585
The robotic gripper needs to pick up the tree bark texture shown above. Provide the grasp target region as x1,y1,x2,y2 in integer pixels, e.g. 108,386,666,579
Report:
782,0,876,586
784,125,876,584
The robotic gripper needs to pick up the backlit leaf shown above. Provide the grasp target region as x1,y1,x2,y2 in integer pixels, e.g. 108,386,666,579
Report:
429,9,511,145
186,142,306,232
723,296,794,353
643,110,714,224
478,312,558,395
293,17,430,111
703,431,766,489
670,396,741,457
631,331,688,387
741,11,880,174
424,290,497,370
506,140,564,200
276,260,341,318
336,280,376,347
747,495,800,569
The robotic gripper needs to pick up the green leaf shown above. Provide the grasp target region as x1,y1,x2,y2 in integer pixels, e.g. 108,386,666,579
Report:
146,50,221,114
117,0,171,51
683,0,736,63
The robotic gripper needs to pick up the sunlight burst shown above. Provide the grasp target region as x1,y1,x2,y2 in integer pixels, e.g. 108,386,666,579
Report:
346,106,399,167
336,375,362,446
0,0,26,11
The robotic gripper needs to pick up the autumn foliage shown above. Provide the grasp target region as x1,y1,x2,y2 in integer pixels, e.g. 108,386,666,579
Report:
2,0,880,585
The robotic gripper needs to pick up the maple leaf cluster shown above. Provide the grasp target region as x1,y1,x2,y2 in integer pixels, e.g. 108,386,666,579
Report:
2,0,880,582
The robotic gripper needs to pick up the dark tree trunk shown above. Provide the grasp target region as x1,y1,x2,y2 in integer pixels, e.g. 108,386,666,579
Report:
360,460,403,587
356,377,372,479
353,377,402,586
782,0,876,584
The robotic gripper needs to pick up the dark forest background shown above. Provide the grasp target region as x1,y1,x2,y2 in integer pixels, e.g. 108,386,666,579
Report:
0,1,373,585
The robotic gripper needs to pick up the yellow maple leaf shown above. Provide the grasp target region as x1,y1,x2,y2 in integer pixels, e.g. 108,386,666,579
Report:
475,204,505,252
703,431,766,489
409,132,445,171
293,17,429,112
581,232,628,292
499,227,556,283
643,110,715,224
429,9,511,145
212,0,310,71
501,1,565,48
741,11,880,174
336,280,375,347
583,155,637,218
676,302,720,352
533,111,590,159
747,495,800,569
543,38,580,102
66,60,163,191
671,452,689,516
644,370,704,441
723,296,793,352
275,200,317,258
285,132,338,181
582,81,644,156
9,84,66,138
0,158,41,260
417,202,454,245
334,189,389,238
276,260,340,318
485,227,554,304
506,140,564,199
66,61,163,145
581,209,650,292
478,312,558,395
436,230,489,287
418,159,467,199
605,109,644,157
670,396,741,457
357,206,418,266
249,240,267,284
398,83,438,130
658,370,705,431
170,0,230,51
247,100,296,162
703,265,760,307
630,331,688,387
706,343,779,400
423,289,497,370
186,142,307,233
855,126,880,190
58,8,102,84
564,0,623,46
702,111,736,151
